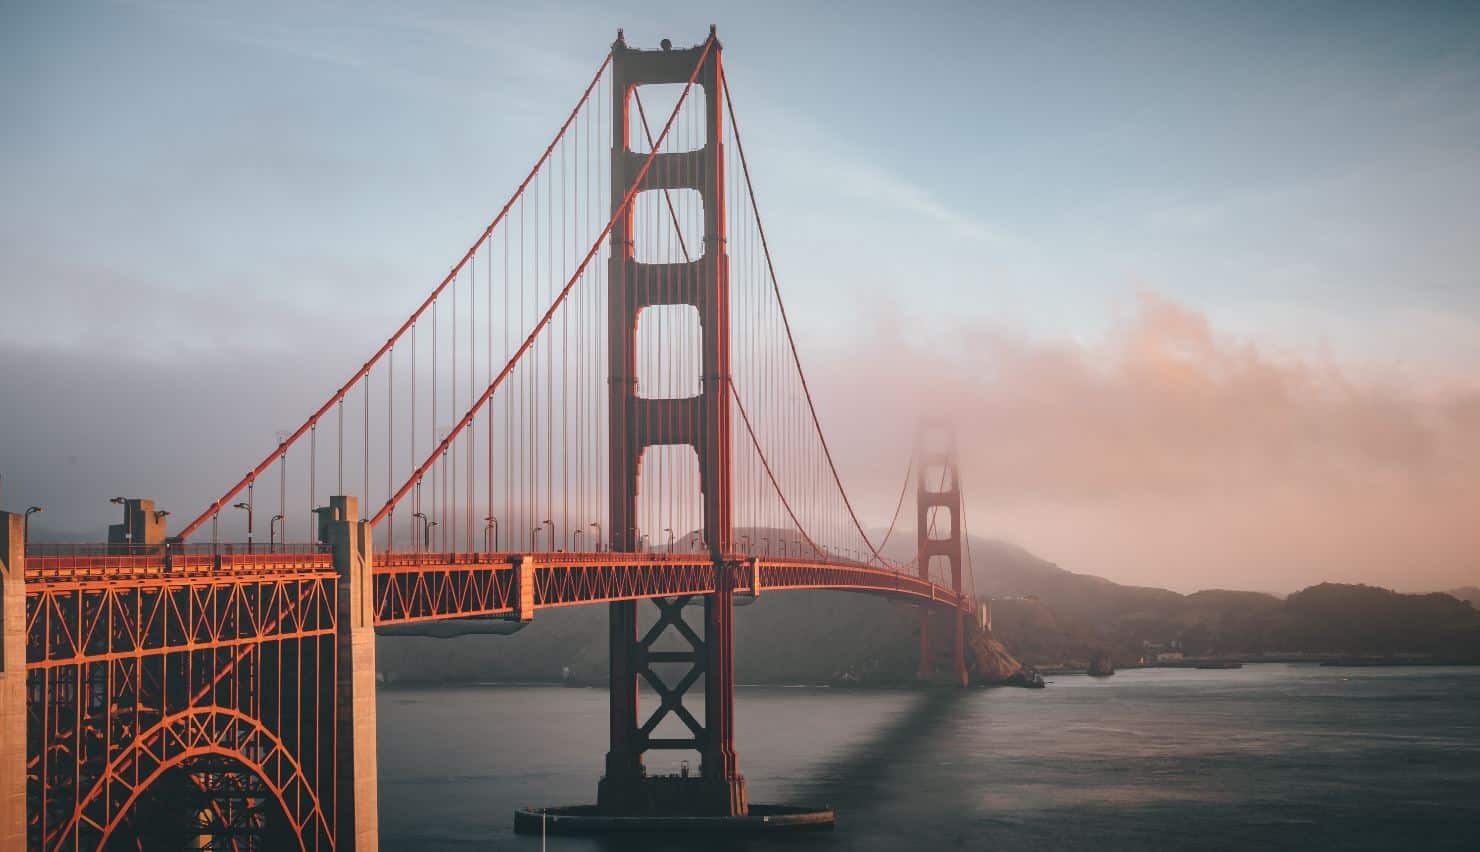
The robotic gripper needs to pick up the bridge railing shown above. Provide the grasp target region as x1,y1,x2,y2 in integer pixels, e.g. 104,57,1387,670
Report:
368,550,968,623
23,542,331,582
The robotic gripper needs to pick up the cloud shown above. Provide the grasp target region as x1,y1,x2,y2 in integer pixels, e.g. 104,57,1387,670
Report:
809,292,1480,594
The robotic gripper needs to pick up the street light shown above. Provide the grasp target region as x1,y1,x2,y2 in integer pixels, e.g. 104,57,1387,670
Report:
531,526,543,551
589,522,602,552
761,537,770,556
269,514,285,552
665,528,674,553
232,501,253,553
412,512,428,551
543,520,554,552
572,529,584,551
23,506,42,545
426,521,439,550
484,515,499,552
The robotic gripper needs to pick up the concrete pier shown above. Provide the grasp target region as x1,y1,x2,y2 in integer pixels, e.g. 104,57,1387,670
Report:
0,513,27,851
325,496,380,852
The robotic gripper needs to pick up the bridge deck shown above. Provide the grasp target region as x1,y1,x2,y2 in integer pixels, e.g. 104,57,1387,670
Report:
22,549,967,667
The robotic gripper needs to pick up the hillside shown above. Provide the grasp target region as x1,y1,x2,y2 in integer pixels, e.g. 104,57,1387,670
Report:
1449,587,1480,609
966,541,1480,667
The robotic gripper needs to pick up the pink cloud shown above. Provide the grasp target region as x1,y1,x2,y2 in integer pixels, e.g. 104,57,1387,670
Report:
811,293,1480,593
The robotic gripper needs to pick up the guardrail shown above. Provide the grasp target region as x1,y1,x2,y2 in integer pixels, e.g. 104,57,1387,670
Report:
22,542,332,582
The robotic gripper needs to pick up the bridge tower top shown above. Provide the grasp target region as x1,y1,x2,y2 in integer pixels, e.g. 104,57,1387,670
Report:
607,28,729,558
916,420,962,573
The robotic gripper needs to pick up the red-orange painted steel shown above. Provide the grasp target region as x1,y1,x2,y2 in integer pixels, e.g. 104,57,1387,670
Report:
23,549,963,845
25,557,339,850
175,50,616,543
372,551,966,625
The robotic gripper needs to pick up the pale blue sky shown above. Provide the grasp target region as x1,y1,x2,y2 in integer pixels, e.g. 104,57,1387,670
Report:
2,1,1478,590
5,1,1478,369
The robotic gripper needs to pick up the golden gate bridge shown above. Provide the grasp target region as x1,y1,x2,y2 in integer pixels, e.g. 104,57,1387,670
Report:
0,28,978,849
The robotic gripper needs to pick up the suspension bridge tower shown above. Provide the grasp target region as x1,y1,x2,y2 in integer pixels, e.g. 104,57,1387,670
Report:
916,421,969,687
600,27,745,817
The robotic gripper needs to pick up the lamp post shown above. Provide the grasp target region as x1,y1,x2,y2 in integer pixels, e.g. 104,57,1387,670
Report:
589,522,602,552
412,512,428,551
572,529,584,551
542,520,554,552
269,515,285,552
23,506,42,545
531,526,543,551
484,515,499,552
232,501,253,553
426,521,439,550
665,528,674,553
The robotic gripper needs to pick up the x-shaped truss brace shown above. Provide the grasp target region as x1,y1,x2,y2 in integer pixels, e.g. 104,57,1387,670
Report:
634,595,707,750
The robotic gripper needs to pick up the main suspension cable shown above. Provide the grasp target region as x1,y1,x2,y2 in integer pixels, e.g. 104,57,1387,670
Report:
178,50,616,542
723,73,894,567
371,37,716,527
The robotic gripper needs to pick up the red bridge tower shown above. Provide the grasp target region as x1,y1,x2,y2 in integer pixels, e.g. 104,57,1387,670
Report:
916,422,968,686
600,28,745,817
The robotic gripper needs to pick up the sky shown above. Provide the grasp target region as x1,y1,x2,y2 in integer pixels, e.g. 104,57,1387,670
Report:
2,1,1478,593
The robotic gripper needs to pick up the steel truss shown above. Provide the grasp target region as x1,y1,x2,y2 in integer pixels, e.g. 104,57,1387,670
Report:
25,564,339,851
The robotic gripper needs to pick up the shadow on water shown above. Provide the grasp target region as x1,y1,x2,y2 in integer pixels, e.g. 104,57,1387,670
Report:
591,688,974,852
793,687,970,810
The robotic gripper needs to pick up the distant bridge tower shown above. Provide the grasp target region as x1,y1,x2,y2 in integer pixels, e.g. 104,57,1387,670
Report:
601,28,745,816
916,421,968,686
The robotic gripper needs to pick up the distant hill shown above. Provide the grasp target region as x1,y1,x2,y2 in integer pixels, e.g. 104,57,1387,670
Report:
965,540,1480,667
1449,587,1480,609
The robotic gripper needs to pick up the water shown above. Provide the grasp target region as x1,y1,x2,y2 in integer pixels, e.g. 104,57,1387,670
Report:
377,665,1480,851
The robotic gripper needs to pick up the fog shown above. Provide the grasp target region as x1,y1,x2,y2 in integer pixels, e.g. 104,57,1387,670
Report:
809,292,1480,594
3,291,1476,594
